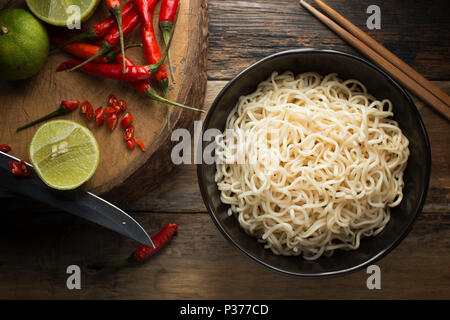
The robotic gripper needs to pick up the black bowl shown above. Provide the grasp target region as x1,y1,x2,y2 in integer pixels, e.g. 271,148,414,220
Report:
197,49,431,277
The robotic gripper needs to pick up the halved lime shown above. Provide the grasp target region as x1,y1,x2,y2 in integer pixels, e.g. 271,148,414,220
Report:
25,0,101,27
29,120,100,190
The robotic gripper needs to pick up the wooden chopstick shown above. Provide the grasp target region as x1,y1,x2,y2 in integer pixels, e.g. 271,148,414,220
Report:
299,0,450,120
313,0,450,108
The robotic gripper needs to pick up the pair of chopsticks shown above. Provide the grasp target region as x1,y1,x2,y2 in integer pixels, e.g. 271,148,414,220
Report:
300,0,450,120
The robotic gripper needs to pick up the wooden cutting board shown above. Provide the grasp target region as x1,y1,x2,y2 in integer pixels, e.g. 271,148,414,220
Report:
0,0,208,203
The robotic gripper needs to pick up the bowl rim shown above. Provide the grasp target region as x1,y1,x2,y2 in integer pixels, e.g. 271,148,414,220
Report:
197,48,431,278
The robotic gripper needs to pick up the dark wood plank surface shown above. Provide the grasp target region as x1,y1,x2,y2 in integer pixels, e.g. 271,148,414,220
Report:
0,0,449,299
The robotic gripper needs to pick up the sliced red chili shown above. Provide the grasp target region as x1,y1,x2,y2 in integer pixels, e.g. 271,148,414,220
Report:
106,113,118,131
80,101,93,114
136,140,145,152
95,107,104,126
120,112,133,128
9,161,22,176
18,160,31,177
126,137,136,149
103,106,116,116
0,144,11,153
85,104,94,120
9,160,31,177
107,93,118,107
124,124,135,141
118,99,127,111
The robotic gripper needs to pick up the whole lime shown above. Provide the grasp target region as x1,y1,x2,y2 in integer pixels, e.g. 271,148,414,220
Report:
0,8,50,81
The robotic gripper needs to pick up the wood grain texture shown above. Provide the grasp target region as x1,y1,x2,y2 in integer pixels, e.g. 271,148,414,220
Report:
0,211,448,299
0,0,208,202
0,0,449,300
208,0,450,80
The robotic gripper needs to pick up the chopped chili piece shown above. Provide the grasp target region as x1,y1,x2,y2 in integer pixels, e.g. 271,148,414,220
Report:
107,93,118,107
126,137,136,149
0,144,11,153
136,140,145,152
120,112,133,128
124,124,135,141
103,106,117,116
106,113,118,131
9,160,31,177
85,104,94,120
118,99,127,111
18,161,31,177
80,101,92,114
95,107,105,126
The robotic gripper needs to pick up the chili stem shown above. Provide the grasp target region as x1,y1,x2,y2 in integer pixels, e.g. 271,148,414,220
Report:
146,87,204,113
16,110,61,132
146,9,177,75
161,28,176,84
55,29,97,50
111,5,127,73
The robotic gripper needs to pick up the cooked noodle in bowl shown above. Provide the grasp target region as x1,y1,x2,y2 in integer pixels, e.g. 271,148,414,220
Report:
214,71,410,260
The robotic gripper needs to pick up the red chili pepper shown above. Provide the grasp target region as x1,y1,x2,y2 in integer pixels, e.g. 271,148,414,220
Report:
103,106,117,116
120,112,133,128
107,93,118,107
55,0,136,49
111,54,203,113
9,161,22,176
136,0,168,85
159,0,180,83
9,160,31,177
0,144,12,153
106,113,118,131
133,224,178,262
50,33,110,64
105,0,126,73
136,140,145,152
95,107,105,126
80,101,91,114
67,9,140,72
126,137,136,150
124,124,135,141
118,99,127,111
85,106,94,121
57,60,151,82
61,100,80,112
137,0,180,130
17,100,80,131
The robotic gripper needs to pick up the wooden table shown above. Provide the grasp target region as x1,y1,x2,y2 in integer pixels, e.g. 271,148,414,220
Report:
0,0,449,299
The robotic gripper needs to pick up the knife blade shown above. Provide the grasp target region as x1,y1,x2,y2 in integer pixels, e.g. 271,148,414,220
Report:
0,151,154,248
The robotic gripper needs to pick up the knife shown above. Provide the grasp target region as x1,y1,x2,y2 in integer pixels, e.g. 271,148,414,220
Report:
0,151,154,248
